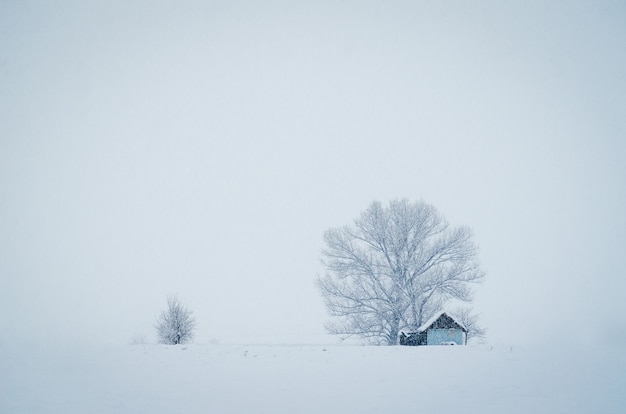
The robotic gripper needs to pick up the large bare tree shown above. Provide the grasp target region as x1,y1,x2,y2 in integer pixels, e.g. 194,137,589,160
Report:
318,199,484,345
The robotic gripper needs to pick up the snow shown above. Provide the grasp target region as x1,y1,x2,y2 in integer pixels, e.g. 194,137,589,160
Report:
1,342,624,413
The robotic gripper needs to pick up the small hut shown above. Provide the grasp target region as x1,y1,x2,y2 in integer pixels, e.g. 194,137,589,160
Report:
399,312,467,346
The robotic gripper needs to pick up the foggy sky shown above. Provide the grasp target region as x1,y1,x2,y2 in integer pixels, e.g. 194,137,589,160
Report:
1,0,625,347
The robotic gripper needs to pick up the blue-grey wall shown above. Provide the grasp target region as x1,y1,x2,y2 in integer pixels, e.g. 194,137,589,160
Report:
427,329,465,345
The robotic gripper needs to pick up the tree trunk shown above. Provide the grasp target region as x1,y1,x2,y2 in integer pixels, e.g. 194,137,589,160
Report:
388,319,400,345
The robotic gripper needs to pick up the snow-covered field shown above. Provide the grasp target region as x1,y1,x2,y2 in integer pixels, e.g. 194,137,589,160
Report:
2,342,624,413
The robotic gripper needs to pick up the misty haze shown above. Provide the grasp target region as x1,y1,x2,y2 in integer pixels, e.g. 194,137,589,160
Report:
1,1,625,413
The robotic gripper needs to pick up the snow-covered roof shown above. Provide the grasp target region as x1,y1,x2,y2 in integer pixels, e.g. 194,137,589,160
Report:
417,311,446,332
417,311,466,332
399,312,467,335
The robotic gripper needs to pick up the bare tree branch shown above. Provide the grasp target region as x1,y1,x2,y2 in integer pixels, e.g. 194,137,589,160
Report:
155,294,196,345
452,307,487,344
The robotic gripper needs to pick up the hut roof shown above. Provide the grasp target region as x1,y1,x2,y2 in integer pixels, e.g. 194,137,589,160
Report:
416,311,467,333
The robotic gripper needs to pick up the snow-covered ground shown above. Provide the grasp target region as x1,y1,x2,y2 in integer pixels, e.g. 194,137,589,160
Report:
2,342,624,413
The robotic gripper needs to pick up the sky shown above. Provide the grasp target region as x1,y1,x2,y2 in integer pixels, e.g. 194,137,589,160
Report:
1,0,625,347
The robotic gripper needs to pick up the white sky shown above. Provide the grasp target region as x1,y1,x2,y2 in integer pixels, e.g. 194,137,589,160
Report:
1,0,625,347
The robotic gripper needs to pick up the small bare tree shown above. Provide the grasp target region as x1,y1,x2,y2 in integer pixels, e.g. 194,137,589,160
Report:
318,199,484,345
155,295,196,345
452,307,487,344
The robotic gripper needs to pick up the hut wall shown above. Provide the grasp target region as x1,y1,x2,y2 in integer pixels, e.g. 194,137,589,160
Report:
426,329,465,345
399,331,426,346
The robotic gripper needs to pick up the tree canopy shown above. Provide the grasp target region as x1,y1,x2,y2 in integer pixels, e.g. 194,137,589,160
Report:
155,295,196,345
318,199,484,345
